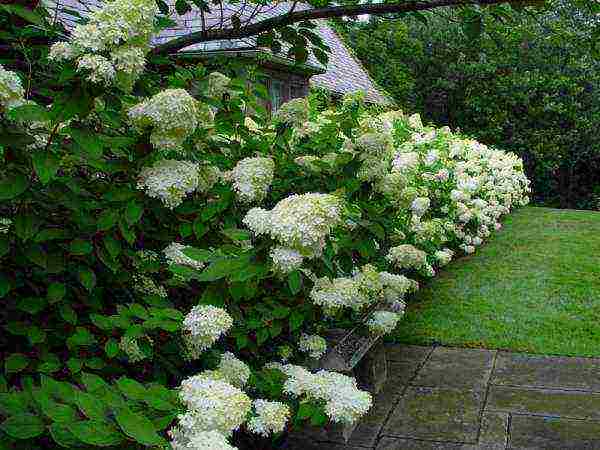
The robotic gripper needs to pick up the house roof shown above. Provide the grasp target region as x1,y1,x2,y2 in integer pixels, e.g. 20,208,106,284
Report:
45,0,391,104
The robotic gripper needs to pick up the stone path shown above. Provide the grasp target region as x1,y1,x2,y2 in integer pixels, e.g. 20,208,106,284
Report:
291,345,600,449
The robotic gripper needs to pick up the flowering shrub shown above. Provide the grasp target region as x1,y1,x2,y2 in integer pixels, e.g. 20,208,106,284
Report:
0,3,529,449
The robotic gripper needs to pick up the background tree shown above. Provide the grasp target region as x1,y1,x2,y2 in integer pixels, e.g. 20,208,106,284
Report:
341,0,600,208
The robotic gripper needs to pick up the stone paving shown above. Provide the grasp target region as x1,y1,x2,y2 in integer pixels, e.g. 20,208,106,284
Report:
291,345,600,449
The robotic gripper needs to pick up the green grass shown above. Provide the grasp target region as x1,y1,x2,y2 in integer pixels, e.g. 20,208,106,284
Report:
392,206,600,357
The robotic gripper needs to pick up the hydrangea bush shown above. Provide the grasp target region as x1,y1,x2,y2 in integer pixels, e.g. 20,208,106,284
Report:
0,3,529,449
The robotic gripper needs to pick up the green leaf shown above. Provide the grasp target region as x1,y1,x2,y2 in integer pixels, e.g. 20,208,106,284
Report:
69,239,93,255
97,210,119,231
47,282,66,303
70,128,104,159
75,391,106,420
27,326,46,344
289,310,304,331
59,304,77,325
221,228,251,241
0,273,10,298
35,228,70,242
68,420,123,446
32,151,60,184
1,413,45,439
0,4,44,25
77,268,96,291
7,103,50,123
14,214,40,242
256,328,270,345
124,201,143,225
38,354,62,374
116,377,146,401
0,236,9,258
81,372,109,392
287,270,302,295
41,401,78,424
49,423,81,448
103,234,121,259
181,247,212,263
193,216,208,239
18,296,47,314
0,172,28,200
114,407,164,446
5,353,28,373
66,327,96,348
104,339,119,358
66,358,83,374
0,392,29,416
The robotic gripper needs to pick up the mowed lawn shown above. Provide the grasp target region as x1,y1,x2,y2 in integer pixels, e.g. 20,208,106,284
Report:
392,206,600,357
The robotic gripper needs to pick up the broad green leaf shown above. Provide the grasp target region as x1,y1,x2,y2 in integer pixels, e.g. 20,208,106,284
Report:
287,270,302,294
0,236,9,257
59,304,77,325
0,392,29,416
116,377,146,401
103,234,121,259
75,391,106,420
81,372,110,392
32,151,60,184
97,210,119,231
68,420,123,446
38,354,62,374
47,282,66,303
49,423,81,448
289,310,304,331
27,326,46,344
0,172,28,200
104,339,119,358
221,228,251,241
114,407,164,446
18,297,47,314
41,400,78,423
5,353,28,373
124,201,143,225
69,239,93,255
67,358,83,374
7,103,50,123
0,274,11,298
14,214,40,242
1,413,45,439
66,327,96,348
77,268,96,291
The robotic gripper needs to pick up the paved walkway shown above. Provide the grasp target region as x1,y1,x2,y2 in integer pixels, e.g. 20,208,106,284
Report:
294,345,600,449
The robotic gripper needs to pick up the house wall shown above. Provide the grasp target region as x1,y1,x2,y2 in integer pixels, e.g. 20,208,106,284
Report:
261,67,310,113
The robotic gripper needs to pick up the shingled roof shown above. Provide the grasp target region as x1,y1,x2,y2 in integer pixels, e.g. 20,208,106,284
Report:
46,0,391,104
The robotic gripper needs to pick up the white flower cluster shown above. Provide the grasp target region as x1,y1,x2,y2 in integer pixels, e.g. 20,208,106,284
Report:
207,72,232,98
172,430,236,450
0,218,12,234
269,246,304,274
243,193,343,258
118,335,147,362
0,65,25,111
272,364,372,425
230,157,274,203
132,274,167,298
163,242,205,271
169,375,251,449
298,334,327,359
137,160,216,209
247,400,290,437
386,244,429,272
217,352,251,388
310,265,416,316
128,89,199,151
274,98,309,127
435,248,454,266
48,0,157,86
366,310,403,335
182,305,233,359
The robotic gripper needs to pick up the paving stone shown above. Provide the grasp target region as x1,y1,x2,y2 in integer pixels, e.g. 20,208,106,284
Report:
346,387,400,448
382,387,483,443
508,414,600,449
376,437,463,449
491,352,600,392
385,345,432,364
411,347,496,390
486,385,600,420
479,411,509,446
